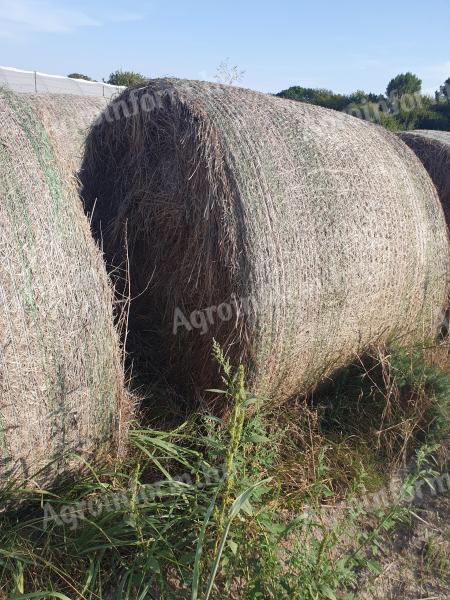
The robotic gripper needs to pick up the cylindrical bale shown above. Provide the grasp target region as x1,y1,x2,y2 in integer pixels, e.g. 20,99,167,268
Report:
0,88,128,491
22,93,108,174
80,79,449,401
399,130,450,227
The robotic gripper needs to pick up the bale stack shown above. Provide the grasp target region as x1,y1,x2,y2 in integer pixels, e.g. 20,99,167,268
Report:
399,130,450,227
0,88,127,492
80,79,449,401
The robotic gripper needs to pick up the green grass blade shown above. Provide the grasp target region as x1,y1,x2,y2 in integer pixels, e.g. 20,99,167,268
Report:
191,488,220,600
11,593,73,600
204,478,271,600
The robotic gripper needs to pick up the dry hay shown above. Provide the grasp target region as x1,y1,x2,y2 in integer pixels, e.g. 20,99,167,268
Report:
399,130,450,227
0,88,128,492
22,93,108,175
80,79,450,402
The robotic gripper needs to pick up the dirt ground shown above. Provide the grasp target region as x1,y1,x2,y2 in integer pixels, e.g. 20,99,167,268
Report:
359,484,450,599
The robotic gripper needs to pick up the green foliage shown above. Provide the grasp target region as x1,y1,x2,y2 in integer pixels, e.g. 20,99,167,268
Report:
389,347,450,442
436,77,450,101
277,73,450,132
345,100,401,131
349,89,380,104
386,72,422,98
319,345,450,469
210,341,249,542
105,69,147,87
0,345,448,598
276,86,352,111
413,100,450,130
67,73,93,81
375,111,402,131
422,535,450,577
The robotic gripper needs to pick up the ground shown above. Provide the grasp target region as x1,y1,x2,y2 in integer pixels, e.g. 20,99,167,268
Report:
359,476,450,599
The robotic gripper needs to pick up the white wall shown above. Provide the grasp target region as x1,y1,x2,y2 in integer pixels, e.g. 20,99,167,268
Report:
0,66,125,98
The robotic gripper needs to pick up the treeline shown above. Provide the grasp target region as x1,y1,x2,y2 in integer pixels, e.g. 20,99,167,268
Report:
68,69,147,87
276,72,450,131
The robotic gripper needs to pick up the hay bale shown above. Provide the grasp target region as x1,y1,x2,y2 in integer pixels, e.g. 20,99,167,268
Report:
0,88,127,491
399,130,450,227
22,93,108,174
80,79,450,401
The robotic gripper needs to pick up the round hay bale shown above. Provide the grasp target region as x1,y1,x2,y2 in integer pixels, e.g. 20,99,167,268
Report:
399,130,450,227
22,93,108,174
80,79,450,401
0,88,128,492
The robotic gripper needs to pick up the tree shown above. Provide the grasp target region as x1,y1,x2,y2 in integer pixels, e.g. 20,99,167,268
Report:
67,73,93,81
445,77,450,98
105,69,147,87
414,109,449,130
386,72,421,99
276,76,450,132
276,86,351,111
215,59,245,86
436,77,450,101
347,89,381,104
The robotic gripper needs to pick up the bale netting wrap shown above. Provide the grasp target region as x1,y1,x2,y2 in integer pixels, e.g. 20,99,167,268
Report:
22,93,108,175
399,130,450,227
81,79,450,401
0,88,127,491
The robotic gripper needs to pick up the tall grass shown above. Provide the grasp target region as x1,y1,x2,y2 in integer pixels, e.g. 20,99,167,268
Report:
0,344,448,599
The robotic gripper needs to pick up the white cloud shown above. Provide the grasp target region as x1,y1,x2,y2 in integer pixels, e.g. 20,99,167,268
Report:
0,0,100,35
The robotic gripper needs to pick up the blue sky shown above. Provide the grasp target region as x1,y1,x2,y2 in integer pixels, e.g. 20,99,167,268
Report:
0,0,449,96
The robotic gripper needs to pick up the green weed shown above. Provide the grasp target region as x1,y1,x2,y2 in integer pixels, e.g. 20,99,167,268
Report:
0,344,448,599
